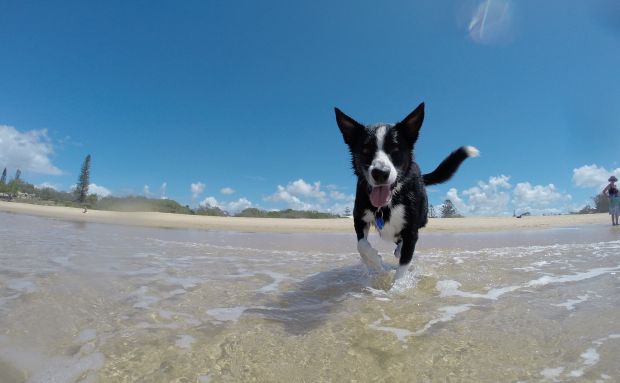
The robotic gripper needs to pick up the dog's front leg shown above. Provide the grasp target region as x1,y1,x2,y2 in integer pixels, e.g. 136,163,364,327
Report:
394,240,402,259
354,218,383,273
394,230,419,280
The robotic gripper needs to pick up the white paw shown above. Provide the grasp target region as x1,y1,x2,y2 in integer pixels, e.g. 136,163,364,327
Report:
394,242,402,259
357,239,383,273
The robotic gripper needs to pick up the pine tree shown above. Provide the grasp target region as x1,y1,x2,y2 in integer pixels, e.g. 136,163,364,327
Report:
14,169,21,182
0,168,6,184
76,155,91,203
441,199,461,218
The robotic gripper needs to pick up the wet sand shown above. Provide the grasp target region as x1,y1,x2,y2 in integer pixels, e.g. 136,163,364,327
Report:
0,201,608,234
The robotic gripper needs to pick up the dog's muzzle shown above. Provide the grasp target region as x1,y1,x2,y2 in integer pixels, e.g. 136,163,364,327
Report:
368,157,396,208
368,182,396,208
371,168,390,184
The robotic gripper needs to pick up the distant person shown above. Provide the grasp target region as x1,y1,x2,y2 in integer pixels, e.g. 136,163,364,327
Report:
603,176,619,226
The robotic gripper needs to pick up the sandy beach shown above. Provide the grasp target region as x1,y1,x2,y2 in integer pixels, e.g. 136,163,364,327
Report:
0,201,608,233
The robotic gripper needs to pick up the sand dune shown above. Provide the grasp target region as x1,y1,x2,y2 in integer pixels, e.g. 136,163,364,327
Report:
0,201,608,234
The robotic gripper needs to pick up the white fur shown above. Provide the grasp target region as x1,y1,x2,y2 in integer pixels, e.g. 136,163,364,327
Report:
357,238,383,273
376,125,387,149
359,209,384,273
358,206,406,274
368,126,397,187
377,204,405,242
394,242,402,259
465,146,480,157
362,209,374,224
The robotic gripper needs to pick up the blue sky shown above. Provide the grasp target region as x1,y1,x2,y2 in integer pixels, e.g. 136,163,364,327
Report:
1,0,619,215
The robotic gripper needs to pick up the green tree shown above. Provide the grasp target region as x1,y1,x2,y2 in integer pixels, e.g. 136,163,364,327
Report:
577,204,597,214
5,169,23,195
75,154,91,203
195,205,229,216
441,199,462,218
0,168,6,184
593,193,609,213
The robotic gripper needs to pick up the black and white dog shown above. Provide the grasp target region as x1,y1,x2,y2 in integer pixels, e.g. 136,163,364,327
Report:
335,103,478,280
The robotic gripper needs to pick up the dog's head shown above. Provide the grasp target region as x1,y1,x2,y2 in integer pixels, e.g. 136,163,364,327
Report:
335,103,425,208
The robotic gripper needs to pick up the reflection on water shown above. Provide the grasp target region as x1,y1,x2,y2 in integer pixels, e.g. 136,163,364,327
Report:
0,212,619,382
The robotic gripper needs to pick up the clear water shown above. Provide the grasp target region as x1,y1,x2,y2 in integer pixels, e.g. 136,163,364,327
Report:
1,212,619,382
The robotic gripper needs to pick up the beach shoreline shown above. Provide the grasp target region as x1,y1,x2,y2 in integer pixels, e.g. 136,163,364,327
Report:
0,201,609,234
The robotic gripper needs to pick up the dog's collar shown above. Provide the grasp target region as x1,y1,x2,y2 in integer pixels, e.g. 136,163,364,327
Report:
375,208,385,230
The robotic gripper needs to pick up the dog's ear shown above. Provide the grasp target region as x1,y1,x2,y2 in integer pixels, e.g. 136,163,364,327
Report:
397,102,425,145
335,107,363,146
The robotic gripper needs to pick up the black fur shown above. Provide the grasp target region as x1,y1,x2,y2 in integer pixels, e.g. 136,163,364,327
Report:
335,103,476,272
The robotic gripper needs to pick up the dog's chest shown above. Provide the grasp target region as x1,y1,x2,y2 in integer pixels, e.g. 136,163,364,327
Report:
363,204,406,241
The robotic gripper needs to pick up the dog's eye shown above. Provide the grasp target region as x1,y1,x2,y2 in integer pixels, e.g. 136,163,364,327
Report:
362,147,371,154
390,149,402,162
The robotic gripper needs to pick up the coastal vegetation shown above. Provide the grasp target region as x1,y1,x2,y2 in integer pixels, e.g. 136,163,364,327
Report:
235,208,339,219
0,168,340,218
0,165,609,218
576,193,609,214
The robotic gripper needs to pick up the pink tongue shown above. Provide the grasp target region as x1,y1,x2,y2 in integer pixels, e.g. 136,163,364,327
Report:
370,185,391,208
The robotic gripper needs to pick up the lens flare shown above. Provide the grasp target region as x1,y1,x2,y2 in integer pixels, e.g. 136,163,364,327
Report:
466,0,514,45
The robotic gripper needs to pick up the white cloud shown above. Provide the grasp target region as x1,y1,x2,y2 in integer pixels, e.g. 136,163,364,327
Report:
89,183,112,198
227,198,253,213
512,182,571,212
220,187,235,195
265,185,317,210
0,125,62,175
191,182,206,199
446,175,573,216
287,179,327,200
329,190,354,202
200,196,220,208
572,164,620,189
70,182,112,198
265,179,334,211
449,175,512,216
446,187,470,214
264,179,357,212
36,182,60,190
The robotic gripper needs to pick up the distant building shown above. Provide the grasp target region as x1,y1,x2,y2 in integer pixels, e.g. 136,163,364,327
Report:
17,192,35,200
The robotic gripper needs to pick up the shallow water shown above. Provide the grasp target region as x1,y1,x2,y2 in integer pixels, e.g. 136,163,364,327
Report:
1,212,619,382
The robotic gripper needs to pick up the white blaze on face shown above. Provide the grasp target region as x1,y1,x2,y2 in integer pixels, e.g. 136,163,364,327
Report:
369,125,397,187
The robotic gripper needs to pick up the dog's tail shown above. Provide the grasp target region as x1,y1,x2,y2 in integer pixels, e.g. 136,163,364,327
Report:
422,146,479,186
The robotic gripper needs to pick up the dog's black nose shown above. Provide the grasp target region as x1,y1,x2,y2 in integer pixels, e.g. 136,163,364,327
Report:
371,168,390,184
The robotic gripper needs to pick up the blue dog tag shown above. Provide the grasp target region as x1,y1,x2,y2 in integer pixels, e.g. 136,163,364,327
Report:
375,216,385,230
